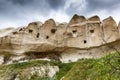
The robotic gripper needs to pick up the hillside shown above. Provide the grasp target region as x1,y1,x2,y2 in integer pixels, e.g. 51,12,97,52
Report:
0,51,120,80
0,59,75,80
64,52,120,80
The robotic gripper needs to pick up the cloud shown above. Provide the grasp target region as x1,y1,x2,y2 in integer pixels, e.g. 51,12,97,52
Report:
7,0,31,6
46,0,65,9
86,0,120,13
0,0,120,28
0,0,65,28
64,0,87,16
49,10,70,22
64,0,120,24
85,0,120,24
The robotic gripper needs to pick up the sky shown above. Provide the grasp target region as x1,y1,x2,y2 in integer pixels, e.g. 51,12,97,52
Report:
0,0,120,28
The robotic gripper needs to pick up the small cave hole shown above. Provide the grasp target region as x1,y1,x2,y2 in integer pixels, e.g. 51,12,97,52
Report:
51,29,57,34
29,29,33,33
90,30,94,33
36,33,40,38
72,30,77,34
84,40,87,44
46,36,49,39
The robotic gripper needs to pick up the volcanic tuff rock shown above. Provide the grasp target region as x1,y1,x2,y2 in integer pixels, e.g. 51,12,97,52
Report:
0,14,120,63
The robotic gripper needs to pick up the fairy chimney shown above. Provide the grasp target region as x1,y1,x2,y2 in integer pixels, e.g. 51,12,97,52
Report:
26,21,42,38
64,14,88,48
55,22,67,47
40,19,57,43
102,16,119,43
87,16,103,47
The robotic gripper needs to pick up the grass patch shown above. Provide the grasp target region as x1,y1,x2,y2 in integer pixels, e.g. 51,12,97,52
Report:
55,62,75,80
64,52,120,80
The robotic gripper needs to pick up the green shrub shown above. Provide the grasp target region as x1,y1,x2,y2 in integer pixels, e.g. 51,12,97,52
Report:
64,52,120,80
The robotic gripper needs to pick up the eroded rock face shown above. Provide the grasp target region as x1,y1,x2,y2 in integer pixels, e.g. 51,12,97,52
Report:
88,15,100,21
0,56,4,64
0,14,120,63
40,19,57,43
87,16,103,47
102,16,119,43
69,14,86,25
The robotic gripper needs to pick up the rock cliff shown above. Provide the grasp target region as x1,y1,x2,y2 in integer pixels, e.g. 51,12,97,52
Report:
0,14,120,63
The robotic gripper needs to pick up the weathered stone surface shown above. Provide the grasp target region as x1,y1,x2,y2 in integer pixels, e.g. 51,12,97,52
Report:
40,19,57,43
118,21,120,35
0,14,120,63
0,55,4,64
0,64,59,80
26,21,42,38
69,14,86,25
87,16,103,47
64,15,87,48
65,23,87,48
56,22,67,47
102,16,119,43
88,15,100,21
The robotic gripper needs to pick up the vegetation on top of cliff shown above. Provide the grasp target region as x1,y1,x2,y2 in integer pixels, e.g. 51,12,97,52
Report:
64,52,120,80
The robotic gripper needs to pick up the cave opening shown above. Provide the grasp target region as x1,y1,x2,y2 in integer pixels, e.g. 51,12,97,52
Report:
90,30,94,33
36,33,40,38
29,29,33,33
51,29,57,34
72,30,77,34
84,40,87,44
46,36,49,39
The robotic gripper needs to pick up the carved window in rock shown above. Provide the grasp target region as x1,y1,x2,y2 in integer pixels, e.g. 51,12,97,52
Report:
90,30,94,33
36,33,40,38
46,36,49,39
72,30,77,34
72,30,77,37
51,29,57,34
84,40,87,44
29,29,33,33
